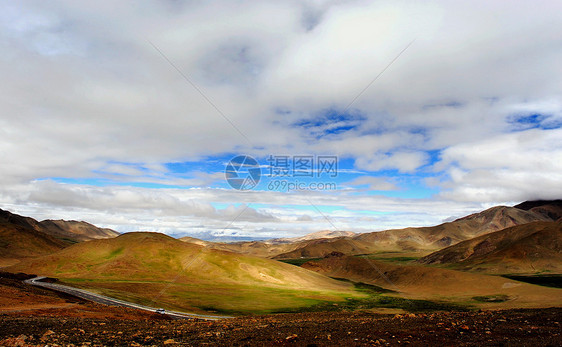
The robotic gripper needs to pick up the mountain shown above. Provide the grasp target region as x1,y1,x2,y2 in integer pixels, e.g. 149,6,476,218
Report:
8,232,357,314
178,231,357,258
177,202,560,260
268,230,356,244
418,221,562,274
0,209,66,266
38,219,119,242
0,221,66,267
0,208,120,267
301,255,562,307
513,200,562,221
178,236,214,247
272,237,369,259
272,204,557,259
0,208,45,233
0,208,119,244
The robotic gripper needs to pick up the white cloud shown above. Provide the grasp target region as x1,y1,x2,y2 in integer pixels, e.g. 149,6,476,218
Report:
437,128,562,202
345,176,398,191
0,1,561,236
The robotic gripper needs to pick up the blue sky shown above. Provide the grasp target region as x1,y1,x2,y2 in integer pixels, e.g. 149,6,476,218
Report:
0,1,561,239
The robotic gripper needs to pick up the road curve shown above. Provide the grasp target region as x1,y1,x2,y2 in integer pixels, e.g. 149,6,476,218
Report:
24,276,232,321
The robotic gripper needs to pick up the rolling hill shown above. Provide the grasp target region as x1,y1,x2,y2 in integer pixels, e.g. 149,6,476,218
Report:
418,221,562,274
8,232,358,314
301,254,562,308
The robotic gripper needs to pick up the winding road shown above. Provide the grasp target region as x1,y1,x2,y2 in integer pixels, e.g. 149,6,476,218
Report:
24,276,232,321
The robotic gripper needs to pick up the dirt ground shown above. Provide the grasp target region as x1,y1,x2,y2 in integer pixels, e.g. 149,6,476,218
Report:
1,272,561,346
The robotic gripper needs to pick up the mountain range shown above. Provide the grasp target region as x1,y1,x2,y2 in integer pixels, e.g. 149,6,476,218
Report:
2,200,561,313
418,220,562,274
0,208,119,266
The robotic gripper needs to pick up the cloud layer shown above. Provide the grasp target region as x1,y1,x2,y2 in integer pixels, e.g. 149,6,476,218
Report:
1,1,561,237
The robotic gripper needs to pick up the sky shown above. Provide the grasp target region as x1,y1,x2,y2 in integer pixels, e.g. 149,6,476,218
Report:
1,1,561,240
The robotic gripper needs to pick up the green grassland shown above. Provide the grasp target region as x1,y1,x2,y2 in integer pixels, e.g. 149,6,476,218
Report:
63,278,362,315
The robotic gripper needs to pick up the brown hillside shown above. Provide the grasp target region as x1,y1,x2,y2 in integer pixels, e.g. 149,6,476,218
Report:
0,222,66,267
273,205,550,259
269,230,356,244
0,208,119,244
181,238,311,258
418,221,562,274
272,237,370,259
301,255,562,308
9,232,354,293
39,219,119,242
514,200,562,221
8,232,359,314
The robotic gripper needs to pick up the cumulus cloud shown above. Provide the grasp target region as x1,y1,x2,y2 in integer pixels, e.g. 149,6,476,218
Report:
0,1,561,236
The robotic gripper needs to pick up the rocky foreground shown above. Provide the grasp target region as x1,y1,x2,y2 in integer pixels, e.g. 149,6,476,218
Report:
1,308,561,346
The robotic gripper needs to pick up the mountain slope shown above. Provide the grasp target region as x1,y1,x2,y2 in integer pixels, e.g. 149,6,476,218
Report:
269,230,356,244
0,209,68,267
273,205,554,259
301,255,562,308
0,223,66,267
514,200,562,221
0,208,119,244
418,221,562,274
38,219,119,242
8,232,357,313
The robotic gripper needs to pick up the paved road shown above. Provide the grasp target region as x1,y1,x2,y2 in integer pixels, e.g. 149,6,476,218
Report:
24,276,232,321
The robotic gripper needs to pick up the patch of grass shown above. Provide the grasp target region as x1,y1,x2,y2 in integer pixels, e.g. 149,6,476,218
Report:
272,277,470,314
330,277,395,294
104,247,124,260
57,237,79,244
472,295,510,303
272,295,471,314
355,255,421,264
278,257,322,266
501,274,562,289
57,279,358,315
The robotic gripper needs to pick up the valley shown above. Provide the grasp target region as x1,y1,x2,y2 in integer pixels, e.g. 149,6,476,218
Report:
1,200,561,345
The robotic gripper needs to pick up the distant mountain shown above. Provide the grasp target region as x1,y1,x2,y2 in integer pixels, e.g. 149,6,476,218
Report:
0,208,119,244
179,237,307,258
268,230,356,244
178,236,211,246
177,202,561,260
418,221,562,274
38,219,119,242
272,205,552,259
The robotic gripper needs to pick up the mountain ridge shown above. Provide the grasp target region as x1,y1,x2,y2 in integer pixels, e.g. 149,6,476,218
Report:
417,220,562,274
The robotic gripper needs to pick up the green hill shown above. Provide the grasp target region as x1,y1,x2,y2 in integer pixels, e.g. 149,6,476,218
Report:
9,232,358,314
